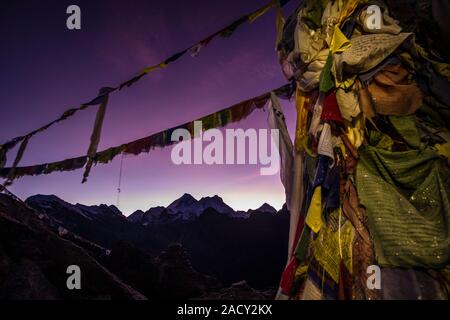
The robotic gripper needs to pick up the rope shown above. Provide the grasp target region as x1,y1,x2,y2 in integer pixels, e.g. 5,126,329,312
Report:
116,154,125,208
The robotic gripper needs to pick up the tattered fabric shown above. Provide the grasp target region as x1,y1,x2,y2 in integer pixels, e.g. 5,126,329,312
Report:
356,146,450,268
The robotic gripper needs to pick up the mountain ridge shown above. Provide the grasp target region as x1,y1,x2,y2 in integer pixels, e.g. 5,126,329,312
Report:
24,193,290,289
26,193,281,227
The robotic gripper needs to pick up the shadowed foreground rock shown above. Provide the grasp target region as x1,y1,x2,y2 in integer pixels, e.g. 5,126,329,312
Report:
198,281,275,300
100,242,222,299
0,194,145,300
0,194,274,300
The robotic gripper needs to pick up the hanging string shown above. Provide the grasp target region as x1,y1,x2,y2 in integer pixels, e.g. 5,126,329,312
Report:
116,154,125,209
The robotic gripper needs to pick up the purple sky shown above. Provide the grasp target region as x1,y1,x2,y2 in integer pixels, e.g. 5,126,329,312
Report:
1,0,299,215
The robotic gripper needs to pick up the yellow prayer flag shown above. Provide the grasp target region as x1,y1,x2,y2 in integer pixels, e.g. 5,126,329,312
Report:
140,62,168,75
248,1,274,23
338,0,363,26
275,2,285,47
330,26,351,54
335,75,357,89
345,118,364,149
434,63,450,82
436,142,450,165
141,64,159,74
294,88,310,151
312,213,355,283
305,186,323,234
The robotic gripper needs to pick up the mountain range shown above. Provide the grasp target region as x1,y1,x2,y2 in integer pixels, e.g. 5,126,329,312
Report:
23,193,289,292
127,193,277,225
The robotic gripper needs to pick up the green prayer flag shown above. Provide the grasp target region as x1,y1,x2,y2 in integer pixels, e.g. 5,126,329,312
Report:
319,53,335,93
389,115,421,149
356,146,450,268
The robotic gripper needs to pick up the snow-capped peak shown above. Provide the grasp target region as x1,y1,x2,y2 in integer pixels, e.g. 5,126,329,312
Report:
167,193,198,214
254,203,277,214
198,195,235,215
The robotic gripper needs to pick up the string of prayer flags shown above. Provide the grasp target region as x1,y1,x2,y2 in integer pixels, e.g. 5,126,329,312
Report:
1,86,117,187
0,0,292,169
0,87,117,166
0,84,292,183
